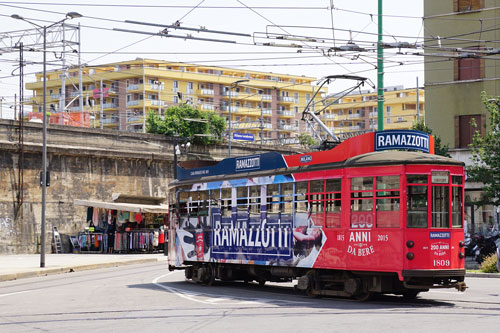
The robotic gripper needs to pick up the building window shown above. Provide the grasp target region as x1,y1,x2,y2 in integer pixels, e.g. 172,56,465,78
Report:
454,56,484,81
454,114,485,148
454,0,484,12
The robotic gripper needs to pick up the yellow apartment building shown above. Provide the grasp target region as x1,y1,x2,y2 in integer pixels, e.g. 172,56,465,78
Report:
25,58,324,144
322,86,425,135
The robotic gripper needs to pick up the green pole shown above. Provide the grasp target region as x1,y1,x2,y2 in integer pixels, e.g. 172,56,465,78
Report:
377,0,384,131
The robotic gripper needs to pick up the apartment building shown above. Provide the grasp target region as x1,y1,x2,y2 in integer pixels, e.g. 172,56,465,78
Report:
322,86,424,135
424,1,500,235
25,59,323,143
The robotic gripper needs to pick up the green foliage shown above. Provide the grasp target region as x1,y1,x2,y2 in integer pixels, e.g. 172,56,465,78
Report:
411,120,451,157
479,253,499,273
146,104,226,144
468,92,500,206
298,133,318,150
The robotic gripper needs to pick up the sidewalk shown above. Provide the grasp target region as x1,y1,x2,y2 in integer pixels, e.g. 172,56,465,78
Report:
0,253,168,282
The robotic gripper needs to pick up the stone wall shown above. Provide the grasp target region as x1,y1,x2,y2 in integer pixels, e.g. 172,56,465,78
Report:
0,119,296,254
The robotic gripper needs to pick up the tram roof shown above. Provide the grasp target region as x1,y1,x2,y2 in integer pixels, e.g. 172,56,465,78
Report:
173,130,462,186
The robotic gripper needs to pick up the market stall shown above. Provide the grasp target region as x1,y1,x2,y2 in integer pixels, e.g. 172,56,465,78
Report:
74,195,169,254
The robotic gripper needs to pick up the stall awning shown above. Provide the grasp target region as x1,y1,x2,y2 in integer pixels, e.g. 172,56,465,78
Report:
74,199,169,214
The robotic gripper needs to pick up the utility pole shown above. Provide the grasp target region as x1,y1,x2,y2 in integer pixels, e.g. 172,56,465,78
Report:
78,23,84,127
416,77,420,122
260,93,264,148
100,78,104,129
377,0,384,131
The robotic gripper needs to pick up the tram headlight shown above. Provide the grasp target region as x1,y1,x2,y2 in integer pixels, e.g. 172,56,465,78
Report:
406,240,415,248
459,241,465,248
459,252,465,259
406,252,415,260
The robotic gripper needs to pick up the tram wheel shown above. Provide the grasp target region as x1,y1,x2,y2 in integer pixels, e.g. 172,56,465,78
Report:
258,279,266,287
402,290,420,299
305,271,320,297
206,264,216,286
354,292,373,302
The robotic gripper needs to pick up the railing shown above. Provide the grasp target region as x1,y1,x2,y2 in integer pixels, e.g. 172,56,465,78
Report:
200,89,214,95
150,84,163,90
101,117,119,124
102,103,117,109
50,94,60,100
279,124,298,130
223,91,238,97
126,100,140,107
369,112,378,117
70,91,80,97
280,96,295,103
261,109,272,115
348,113,361,119
261,94,272,101
201,104,214,111
279,111,295,117
151,100,165,106
127,84,139,91
127,115,142,122
323,114,336,119
349,125,361,131
186,89,194,95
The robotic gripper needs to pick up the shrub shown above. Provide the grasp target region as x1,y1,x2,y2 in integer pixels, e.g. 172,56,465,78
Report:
479,253,499,273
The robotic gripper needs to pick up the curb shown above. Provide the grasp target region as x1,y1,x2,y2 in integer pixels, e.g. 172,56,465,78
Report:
0,258,162,282
466,272,500,278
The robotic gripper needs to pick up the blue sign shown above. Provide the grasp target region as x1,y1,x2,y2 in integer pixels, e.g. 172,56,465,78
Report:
375,130,430,153
300,155,313,163
233,133,255,141
236,155,261,172
430,232,451,239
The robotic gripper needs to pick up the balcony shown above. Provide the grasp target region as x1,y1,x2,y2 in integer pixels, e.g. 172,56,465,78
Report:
223,91,238,97
201,104,214,111
70,91,80,97
279,124,298,131
262,109,272,116
261,94,272,101
186,89,194,95
101,117,119,124
126,100,140,107
280,96,295,103
50,93,60,100
102,103,117,109
349,125,361,131
279,110,295,117
348,113,362,119
149,84,163,91
127,115,142,123
151,100,165,106
323,114,336,120
369,112,378,117
126,84,140,91
200,89,215,96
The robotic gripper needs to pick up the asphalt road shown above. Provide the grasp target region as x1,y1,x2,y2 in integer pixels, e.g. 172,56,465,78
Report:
0,263,499,332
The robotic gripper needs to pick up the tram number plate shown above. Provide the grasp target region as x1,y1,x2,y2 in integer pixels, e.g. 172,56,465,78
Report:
433,259,450,267
351,213,373,229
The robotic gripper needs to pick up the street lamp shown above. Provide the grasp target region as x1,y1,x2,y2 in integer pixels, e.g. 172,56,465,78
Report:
227,79,249,158
12,12,82,268
172,135,190,180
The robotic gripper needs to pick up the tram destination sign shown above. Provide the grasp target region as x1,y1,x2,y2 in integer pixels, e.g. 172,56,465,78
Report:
375,130,430,153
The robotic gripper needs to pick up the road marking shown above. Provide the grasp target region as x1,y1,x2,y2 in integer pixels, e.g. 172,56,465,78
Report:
152,272,310,306
0,290,32,298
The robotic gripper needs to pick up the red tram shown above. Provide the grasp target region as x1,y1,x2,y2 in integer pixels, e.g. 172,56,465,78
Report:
168,130,467,299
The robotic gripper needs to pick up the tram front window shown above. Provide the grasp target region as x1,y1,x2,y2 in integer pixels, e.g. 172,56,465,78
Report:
407,185,427,228
432,186,449,228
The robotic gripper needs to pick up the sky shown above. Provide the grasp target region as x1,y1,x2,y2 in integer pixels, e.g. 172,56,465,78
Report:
0,0,425,119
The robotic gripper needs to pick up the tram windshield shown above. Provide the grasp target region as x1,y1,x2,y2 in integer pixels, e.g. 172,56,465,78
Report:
406,173,463,229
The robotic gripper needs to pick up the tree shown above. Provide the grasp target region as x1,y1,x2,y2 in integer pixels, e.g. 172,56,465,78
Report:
297,133,318,150
468,92,500,206
146,104,226,144
411,120,451,157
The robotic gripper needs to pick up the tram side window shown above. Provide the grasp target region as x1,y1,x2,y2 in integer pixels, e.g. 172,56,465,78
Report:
267,184,280,224
452,176,463,228
376,176,400,228
281,183,294,222
351,177,374,229
248,185,261,217
309,180,325,227
407,174,428,228
325,178,341,228
237,187,248,212
294,181,309,227
220,188,232,218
